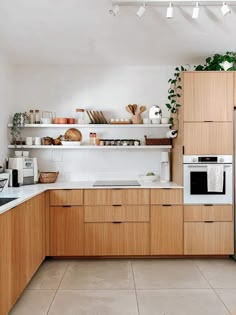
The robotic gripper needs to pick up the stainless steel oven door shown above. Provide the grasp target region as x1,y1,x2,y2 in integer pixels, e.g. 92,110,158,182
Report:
183,163,232,204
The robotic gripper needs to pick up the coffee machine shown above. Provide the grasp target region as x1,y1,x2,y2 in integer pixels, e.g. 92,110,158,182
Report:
160,152,170,182
8,157,38,186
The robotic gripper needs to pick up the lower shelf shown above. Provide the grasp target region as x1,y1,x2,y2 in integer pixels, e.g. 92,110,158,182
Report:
8,145,172,150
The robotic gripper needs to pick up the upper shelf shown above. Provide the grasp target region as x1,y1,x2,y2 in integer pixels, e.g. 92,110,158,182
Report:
7,123,171,128
8,145,172,150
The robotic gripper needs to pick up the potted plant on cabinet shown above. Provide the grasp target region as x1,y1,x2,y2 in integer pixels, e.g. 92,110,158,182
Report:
10,112,30,145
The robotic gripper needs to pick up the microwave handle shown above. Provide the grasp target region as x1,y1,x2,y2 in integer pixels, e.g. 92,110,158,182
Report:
187,165,231,168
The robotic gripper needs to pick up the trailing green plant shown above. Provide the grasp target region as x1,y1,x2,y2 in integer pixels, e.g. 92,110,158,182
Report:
10,112,30,144
195,52,236,71
166,65,189,127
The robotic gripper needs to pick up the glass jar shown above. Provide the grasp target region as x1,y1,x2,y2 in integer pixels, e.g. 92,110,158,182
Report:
35,110,40,124
29,110,34,124
76,108,85,124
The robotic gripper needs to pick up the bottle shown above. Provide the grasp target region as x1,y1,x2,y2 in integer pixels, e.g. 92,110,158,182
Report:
76,108,85,124
35,110,40,124
29,110,34,124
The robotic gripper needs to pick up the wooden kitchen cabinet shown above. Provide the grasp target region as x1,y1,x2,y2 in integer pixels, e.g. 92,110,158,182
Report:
85,222,149,256
50,189,83,206
0,211,12,315
151,189,182,205
183,122,233,155
184,222,234,255
50,206,84,256
183,72,234,122
151,205,183,255
184,205,233,222
84,189,149,205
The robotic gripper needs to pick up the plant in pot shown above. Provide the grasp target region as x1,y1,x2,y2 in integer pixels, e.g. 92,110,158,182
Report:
195,52,236,71
10,112,30,145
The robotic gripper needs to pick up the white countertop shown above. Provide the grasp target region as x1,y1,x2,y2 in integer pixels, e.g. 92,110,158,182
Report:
0,181,183,215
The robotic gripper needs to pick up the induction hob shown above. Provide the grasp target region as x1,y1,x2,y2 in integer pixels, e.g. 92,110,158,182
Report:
93,180,141,187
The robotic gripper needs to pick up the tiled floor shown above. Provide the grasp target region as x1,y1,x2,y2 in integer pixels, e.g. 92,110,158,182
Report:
9,258,236,315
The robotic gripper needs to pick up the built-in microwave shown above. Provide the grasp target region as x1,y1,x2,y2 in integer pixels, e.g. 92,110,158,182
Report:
183,155,233,204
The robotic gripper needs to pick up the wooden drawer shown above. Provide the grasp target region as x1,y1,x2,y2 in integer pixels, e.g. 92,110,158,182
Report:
84,189,149,205
184,205,233,222
84,205,150,222
50,190,83,206
85,222,150,256
184,222,234,255
150,189,182,205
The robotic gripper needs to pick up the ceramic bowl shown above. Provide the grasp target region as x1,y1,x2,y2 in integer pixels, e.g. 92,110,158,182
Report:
139,174,159,182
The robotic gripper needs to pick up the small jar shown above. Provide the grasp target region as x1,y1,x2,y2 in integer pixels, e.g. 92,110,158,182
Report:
29,110,34,124
76,108,85,124
35,110,40,124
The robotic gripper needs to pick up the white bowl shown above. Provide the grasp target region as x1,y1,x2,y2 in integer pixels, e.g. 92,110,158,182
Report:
139,174,159,182
61,141,81,146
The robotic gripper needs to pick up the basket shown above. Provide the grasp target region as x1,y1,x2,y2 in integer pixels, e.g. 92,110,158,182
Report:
144,135,172,145
39,172,59,183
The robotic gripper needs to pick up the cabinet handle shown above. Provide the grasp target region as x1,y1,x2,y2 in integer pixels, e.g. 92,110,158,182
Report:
112,221,122,224
204,121,213,122
62,205,71,208
162,204,172,206
204,204,213,206
112,204,122,207
204,221,214,223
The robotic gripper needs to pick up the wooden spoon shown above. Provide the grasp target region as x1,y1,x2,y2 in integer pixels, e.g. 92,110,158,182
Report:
133,104,138,114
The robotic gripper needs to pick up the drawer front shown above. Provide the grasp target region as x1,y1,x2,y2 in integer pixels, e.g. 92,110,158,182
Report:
85,222,150,256
84,189,149,205
84,205,150,222
184,222,234,255
50,190,83,206
184,205,233,222
151,189,182,205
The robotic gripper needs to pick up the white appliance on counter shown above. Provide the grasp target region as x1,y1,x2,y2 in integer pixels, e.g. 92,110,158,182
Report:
160,152,170,182
183,155,233,204
8,157,38,185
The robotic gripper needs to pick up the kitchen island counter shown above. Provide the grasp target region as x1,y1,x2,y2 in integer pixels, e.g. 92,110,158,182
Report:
0,181,183,215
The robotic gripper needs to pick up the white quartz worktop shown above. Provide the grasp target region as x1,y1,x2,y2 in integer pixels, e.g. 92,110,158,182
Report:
0,181,183,215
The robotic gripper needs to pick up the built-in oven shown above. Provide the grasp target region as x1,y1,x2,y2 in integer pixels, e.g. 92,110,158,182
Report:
183,155,233,204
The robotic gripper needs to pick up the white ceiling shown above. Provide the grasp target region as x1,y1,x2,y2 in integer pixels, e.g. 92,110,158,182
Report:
0,0,235,65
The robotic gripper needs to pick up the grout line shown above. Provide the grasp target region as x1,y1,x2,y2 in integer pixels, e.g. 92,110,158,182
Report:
192,260,231,315
131,260,140,315
46,261,70,315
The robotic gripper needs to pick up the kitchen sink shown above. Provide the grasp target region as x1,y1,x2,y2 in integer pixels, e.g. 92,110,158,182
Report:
0,198,18,206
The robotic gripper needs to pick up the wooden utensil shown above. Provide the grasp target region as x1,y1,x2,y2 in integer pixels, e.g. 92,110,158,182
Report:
140,106,147,114
132,104,138,114
128,104,134,115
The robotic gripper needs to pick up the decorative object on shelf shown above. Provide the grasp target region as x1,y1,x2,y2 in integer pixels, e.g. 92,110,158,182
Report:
42,137,53,145
126,104,146,124
110,118,131,124
53,117,68,124
86,110,108,124
149,105,162,124
144,135,171,146
38,171,59,183
99,139,141,146
64,128,82,141
41,111,55,124
10,112,30,145
52,135,63,145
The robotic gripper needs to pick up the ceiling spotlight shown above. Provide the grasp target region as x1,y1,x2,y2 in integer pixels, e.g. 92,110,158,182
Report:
109,4,120,16
221,2,231,16
137,4,146,18
166,3,173,19
192,2,199,19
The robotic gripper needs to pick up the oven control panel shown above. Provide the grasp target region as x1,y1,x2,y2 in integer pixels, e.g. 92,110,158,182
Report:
183,155,232,164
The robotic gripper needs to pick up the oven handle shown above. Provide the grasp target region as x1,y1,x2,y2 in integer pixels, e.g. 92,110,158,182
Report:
186,165,231,169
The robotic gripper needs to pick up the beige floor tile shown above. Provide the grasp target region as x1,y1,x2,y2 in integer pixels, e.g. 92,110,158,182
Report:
194,259,236,288
216,289,236,314
48,290,138,315
137,289,230,315
132,259,210,289
59,260,134,289
9,290,55,315
27,259,69,290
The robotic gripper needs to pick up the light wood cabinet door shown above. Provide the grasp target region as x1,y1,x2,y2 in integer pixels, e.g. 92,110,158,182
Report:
50,190,83,206
85,223,149,256
50,206,84,256
184,222,234,255
184,122,233,154
84,189,149,205
84,205,150,222
184,205,233,222
183,72,233,122
151,189,182,205
0,211,12,315
151,205,183,255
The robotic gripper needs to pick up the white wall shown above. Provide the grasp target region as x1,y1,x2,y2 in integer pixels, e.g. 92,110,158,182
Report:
0,54,12,168
11,65,175,181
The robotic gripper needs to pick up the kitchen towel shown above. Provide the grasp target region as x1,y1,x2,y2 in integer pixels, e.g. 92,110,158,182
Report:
207,164,224,192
